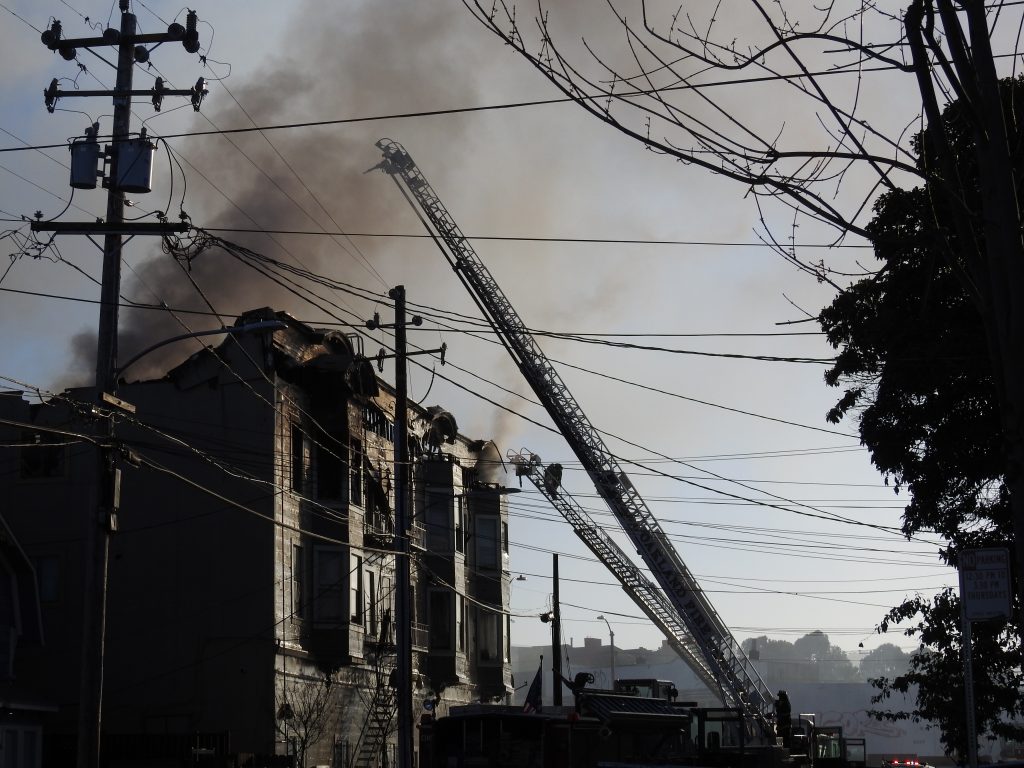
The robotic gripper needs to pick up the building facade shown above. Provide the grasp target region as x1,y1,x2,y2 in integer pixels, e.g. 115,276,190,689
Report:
0,308,512,767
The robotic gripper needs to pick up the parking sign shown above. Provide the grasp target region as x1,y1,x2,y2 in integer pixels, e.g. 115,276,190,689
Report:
959,547,1012,621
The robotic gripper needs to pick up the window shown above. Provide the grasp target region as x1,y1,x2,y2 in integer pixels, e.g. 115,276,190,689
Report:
477,609,500,663
426,492,452,552
30,556,60,603
428,589,452,651
19,431,65,480
476,517,499,569
1,725,40,768
501,521,509,554
350,440,363,506
455,498,466,554
457,594,466,652
504,614,511,662
350,555,363,625
291,425,304,493
363,404,394,441
381,576,393,627
316,433,345,500
292,545,305,619
368,571,377,636
312,546,344,626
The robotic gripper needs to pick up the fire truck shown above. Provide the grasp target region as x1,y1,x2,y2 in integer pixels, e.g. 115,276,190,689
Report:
375,140,869,764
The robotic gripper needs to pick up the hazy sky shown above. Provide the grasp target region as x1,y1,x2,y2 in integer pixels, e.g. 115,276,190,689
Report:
0,0,977,663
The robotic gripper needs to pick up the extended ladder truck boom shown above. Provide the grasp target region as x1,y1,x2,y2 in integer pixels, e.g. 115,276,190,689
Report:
508,451,721,695
374,138,775,737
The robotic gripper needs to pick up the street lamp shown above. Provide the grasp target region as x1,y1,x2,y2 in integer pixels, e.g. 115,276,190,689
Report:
596,614,615,688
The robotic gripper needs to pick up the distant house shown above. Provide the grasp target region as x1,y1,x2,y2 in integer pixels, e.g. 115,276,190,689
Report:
0,308,512,768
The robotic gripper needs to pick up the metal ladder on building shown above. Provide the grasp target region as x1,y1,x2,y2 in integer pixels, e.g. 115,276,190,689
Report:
352,679,396,768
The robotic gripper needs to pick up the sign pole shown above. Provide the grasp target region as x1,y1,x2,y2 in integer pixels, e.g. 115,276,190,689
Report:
958,546,1011,768
960,606,978,768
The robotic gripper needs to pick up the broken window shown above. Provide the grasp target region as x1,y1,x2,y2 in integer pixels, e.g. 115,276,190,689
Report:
315,432,345,501
19,431,66,480
363,404,394,442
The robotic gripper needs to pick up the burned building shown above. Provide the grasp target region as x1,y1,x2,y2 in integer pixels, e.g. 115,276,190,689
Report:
0,308,513,768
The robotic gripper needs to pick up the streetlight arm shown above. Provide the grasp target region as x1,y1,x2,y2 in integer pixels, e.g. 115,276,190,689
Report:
597,615,616,688
114,320,286,379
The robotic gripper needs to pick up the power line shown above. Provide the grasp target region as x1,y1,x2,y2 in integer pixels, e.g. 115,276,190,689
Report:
199,227,870,250
0,58,968,155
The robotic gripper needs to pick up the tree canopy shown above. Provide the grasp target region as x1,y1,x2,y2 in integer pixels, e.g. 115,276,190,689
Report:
819,78,1024,756
742,632,859,683
859,643,910,683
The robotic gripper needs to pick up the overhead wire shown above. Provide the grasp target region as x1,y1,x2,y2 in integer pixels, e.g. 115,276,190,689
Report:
0,55,1007,155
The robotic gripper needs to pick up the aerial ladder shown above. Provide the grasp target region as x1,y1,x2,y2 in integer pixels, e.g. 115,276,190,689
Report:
373,138,776,736
509,452,721,695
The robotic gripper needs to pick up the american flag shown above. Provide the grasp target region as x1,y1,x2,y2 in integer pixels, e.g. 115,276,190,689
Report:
523,662,543,713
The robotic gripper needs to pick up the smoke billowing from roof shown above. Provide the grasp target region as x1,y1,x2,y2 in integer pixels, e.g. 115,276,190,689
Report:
69,1,487,383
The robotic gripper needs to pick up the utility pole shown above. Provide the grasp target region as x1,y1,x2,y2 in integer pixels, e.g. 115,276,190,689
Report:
551,553,562,706
32,7,205,767
540,554,563,706
367,287,445,768
391,286,413,768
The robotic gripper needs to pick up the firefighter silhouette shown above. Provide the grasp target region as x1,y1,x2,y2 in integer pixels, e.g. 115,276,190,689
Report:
775,690,792,747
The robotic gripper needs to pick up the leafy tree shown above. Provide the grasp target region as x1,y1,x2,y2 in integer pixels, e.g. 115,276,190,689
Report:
859,643,910,683
818,78,1024,756
793,631,859,683
742,632,858,683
